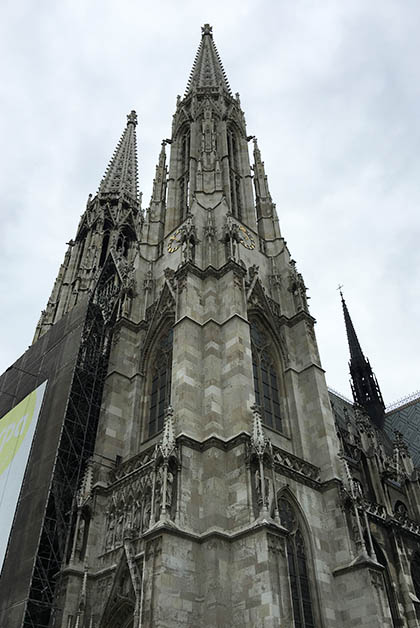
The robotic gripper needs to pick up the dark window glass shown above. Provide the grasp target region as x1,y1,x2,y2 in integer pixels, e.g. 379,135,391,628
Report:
250,320,283,431
148,328,173,436
178,131,190,219
227,128,242,219
278,499,315,628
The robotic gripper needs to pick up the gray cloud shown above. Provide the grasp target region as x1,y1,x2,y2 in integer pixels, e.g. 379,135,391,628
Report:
0,0,418,404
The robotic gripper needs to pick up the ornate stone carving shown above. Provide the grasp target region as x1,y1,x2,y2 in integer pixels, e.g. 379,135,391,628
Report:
223,213,240,261
272,446,320,483
180,214,197,263
288,259,309,313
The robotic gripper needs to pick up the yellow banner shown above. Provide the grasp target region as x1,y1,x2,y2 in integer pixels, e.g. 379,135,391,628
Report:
0,387,38,476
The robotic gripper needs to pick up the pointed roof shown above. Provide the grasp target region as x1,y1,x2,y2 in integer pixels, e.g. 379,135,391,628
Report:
340,290,385,428
185,24,232,96
99,110,139,202
340,290,365,365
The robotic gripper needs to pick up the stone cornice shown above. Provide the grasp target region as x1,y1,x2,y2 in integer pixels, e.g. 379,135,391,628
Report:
142,516,286,545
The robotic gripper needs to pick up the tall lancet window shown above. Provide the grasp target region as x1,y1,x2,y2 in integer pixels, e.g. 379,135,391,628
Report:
148,328,173,437
178,129,190,221
411,552,420,619
250,320,283,432
278,497,315,628
227,127,242,220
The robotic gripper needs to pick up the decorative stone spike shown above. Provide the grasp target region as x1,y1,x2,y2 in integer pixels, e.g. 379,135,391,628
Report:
250,403,268,458
159,406,176,461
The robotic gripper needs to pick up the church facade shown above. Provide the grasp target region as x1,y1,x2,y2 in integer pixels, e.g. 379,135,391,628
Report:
1,24,420,628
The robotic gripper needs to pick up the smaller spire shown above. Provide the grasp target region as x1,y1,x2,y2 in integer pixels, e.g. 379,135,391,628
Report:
253,138,272,203
98,110,139,202
150,141,167,204
251,404,269,458
340,290,385,428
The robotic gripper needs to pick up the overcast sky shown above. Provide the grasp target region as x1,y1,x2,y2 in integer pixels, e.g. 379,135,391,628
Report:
0,0,419,405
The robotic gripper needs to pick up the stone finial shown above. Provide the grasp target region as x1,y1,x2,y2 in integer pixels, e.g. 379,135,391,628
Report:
202,24,213,36
251,404,268,458
159,406,176,460
394,430,409,455
127,110,138,126
77,459,94,507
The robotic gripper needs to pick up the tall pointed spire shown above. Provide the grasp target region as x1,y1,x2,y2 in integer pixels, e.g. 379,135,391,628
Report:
99,110,139,202
340,290,385,428
185,24,232,96
340,290,365,366
252,138,281,242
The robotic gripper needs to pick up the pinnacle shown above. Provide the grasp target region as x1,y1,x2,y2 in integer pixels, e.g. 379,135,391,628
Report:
184,24,232,96
98,110,139,202
340,291,365,366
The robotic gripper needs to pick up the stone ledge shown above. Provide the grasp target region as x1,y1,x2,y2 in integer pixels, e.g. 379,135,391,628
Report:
333,552,384,578
141,515,287,545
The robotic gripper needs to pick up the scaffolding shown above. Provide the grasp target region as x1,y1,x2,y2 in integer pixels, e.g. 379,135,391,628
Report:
23,303,111,628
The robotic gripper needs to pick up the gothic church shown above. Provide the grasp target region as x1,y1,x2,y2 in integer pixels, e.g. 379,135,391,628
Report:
1,23,420,628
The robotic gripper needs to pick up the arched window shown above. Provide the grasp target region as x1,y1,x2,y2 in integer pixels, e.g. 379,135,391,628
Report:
148,328,173,437
278,497,315,628
227,126,242,220
178,129,190,220
394,500,408,518
99,231,110,267
411,552,420,619
250,320,283,432
372,540,399,627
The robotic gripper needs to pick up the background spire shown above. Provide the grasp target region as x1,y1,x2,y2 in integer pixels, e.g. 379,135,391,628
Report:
340,290,385,428
341,289,365,365
184,24,232,96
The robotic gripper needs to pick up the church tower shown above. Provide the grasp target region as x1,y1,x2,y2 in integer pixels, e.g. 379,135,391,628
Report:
2,24,420,628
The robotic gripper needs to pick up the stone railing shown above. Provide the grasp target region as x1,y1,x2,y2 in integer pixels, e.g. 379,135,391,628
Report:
364,500,387,520
364,501,420,537
394,513,420,536
109,447,156,483
272,446,321,484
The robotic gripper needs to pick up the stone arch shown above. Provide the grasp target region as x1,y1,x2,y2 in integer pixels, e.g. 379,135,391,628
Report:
410,550,420,619
274,487,321,628
248,313,288,434
371,538,400,627
100,554,137,628
140,316,174,440
177,123,191,221
227,122,243,219
103,600,135,628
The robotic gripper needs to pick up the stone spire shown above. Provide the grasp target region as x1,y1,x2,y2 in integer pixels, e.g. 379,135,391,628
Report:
252,138,281,241
340,290,385,428
98,110,139,203
185,24,232,96
253,138,271,204
33,110,142,343
150,141,167,205
143,140,167,245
